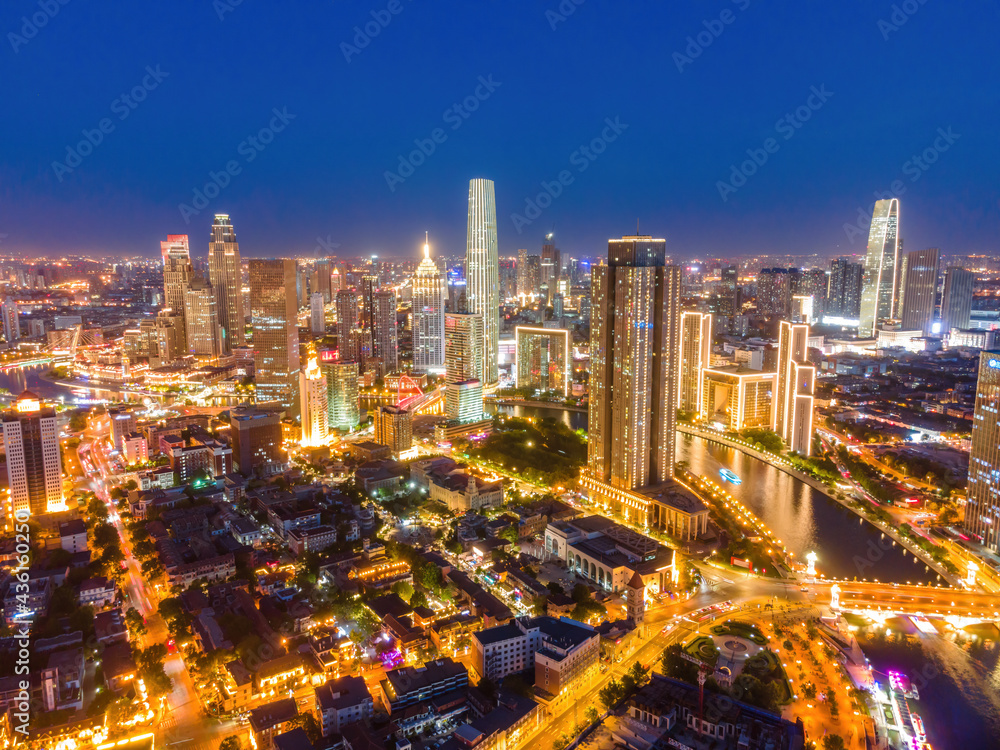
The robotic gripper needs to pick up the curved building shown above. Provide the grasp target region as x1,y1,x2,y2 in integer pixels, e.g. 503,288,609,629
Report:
465,178,499,386
859,198,901,336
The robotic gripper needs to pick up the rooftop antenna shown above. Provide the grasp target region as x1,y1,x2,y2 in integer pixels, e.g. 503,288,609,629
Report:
636,218,640,235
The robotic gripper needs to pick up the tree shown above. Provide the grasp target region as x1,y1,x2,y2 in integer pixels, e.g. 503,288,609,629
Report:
409,590,429,609
598,679,626,711
821,736,846,750
584,706,600,724
124,608,146,639
392,580,415,602
219,737,242,750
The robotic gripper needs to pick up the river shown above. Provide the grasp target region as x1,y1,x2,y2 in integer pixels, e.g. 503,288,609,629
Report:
491,401,1000,746
489,402,939,584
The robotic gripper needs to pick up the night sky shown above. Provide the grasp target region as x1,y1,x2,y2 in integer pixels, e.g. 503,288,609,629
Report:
2,1,998,261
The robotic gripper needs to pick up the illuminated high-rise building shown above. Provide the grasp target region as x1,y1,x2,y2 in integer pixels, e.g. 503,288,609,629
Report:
208,214,245,351
371,289,398,376
250,259,300,412
374,404,412,457
445,378,484,423
324,357,359,433
541,233,560,289
772,321,815,456
3,391,63,515
965,351,1000,553
465,178,500,386
827,258,863,320
445,312,484,385
413,234,446,373
515,326,570,397
678,312,712,415
161,234,193,350
335,289,359,361
1,298,19,344
898,247,939,334
757,268,796,317
859,198,901,336
717,265,739,319
584,235,681,508
184,276,223,357
941,266,974,332
315,258,333,303
310,292,326,335
299,356,328,447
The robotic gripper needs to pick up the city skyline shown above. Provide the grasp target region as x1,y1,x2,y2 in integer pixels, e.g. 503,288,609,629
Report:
4,4,997,260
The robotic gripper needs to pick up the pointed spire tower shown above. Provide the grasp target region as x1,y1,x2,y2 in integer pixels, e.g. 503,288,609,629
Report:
412,232,446,373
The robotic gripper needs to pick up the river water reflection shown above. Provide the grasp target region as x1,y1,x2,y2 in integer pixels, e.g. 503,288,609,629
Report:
490,402,940,584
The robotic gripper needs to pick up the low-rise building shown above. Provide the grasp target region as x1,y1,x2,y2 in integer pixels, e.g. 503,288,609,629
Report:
472,616,599,701
376,658,468,713
288,525,338,556
315,675,374,738
59,519,87,553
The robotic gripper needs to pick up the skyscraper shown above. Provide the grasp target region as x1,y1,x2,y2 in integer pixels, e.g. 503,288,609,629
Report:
898,247,939,334
515,326,571,396
445,312,484,384
250,259,301,412
1,298,19,344
718,265,739,319
335,289,359,361
678,312,712,415
941,266,974,332
827,258,863,320
374,405,412,457
585,235,681,510
310,292,326,335
465,178,500,386
371,289,398,376
413,234,446,373
772,321,815,456
541,233,560,289
208,214,246,351
3,391,63,515
756,268,797,317
315,258,333,303
299,356,328,447
794,269,828,320
965,351,1000,553
860,198,901,336
445,379,484,423
324,357,359,433
184,276,222,356
161,234,193,350
516,248,530,297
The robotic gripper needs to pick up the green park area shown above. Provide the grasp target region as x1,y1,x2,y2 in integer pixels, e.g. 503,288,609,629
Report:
466,416,587,485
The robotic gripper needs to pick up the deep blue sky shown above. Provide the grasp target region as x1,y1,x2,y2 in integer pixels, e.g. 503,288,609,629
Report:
2,1,998,261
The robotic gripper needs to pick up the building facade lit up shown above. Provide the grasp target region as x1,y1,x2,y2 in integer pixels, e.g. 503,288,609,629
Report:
859,198,901,337
465,178,500,386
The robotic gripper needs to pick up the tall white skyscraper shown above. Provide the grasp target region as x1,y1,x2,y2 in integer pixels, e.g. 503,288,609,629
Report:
412,234,446,373
772,321,815,456
678,312,712,415
208,214,246,351
299,357,329,447
859,198,901,336
310,292,326,334
465,178,500,386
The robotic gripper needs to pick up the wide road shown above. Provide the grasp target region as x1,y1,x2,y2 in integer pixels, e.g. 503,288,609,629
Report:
532,567,808,749
79,426,240,750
